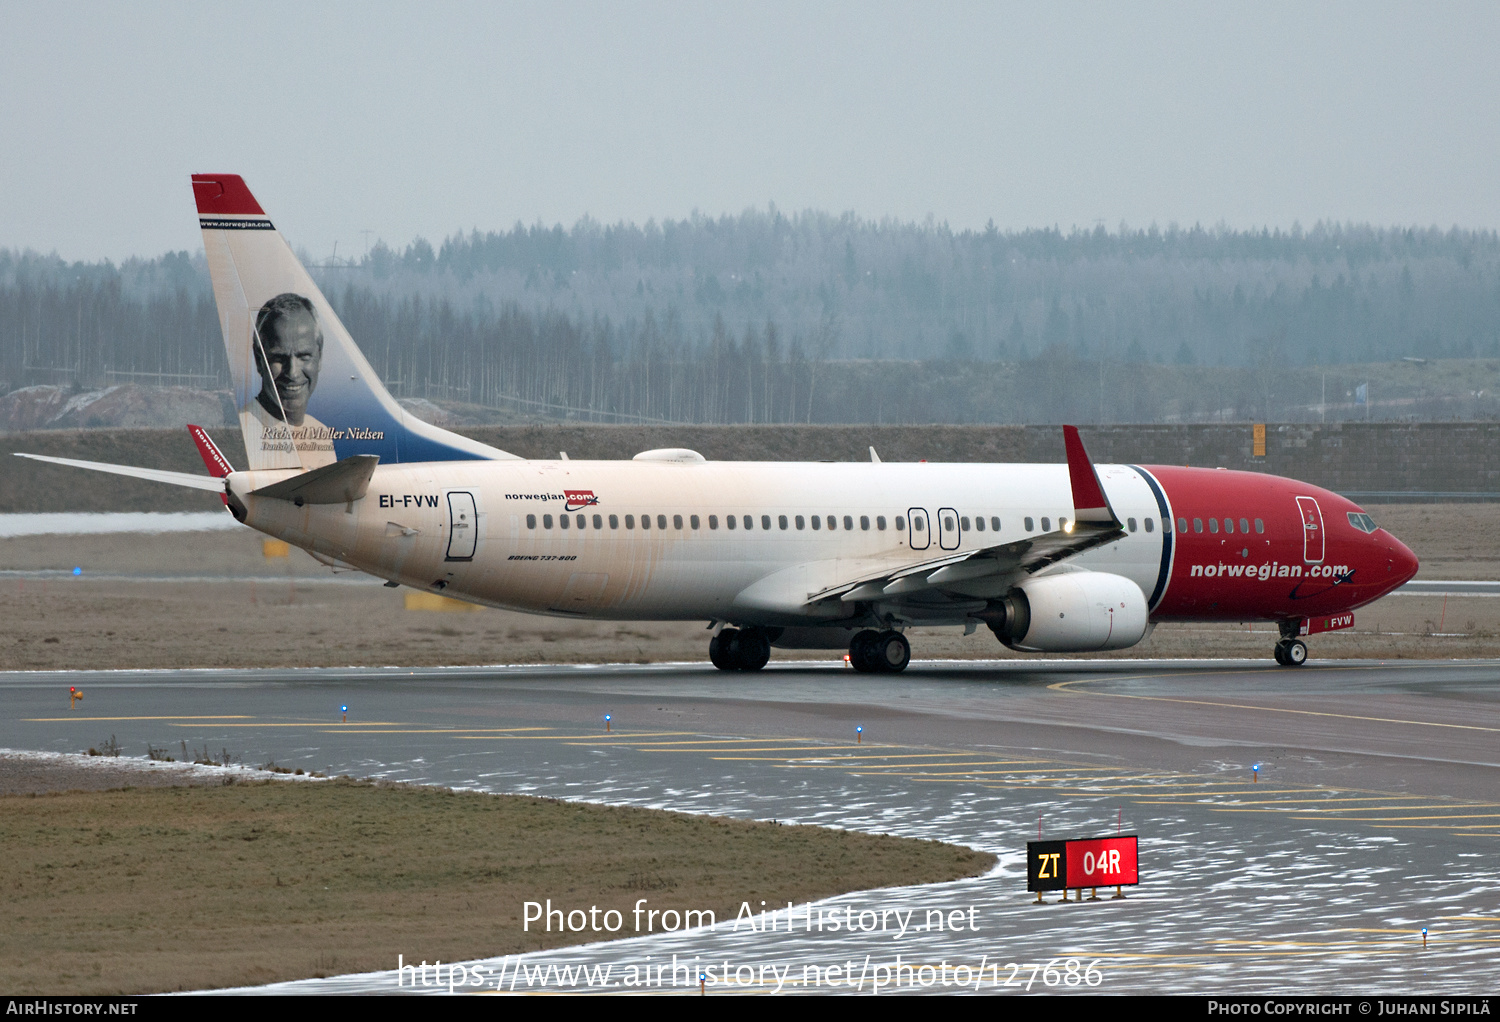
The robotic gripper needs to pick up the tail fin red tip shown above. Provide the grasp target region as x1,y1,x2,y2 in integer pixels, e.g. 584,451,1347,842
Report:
191,174,264,216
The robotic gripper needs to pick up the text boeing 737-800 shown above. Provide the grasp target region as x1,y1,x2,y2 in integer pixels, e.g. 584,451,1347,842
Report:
17,175,1419,672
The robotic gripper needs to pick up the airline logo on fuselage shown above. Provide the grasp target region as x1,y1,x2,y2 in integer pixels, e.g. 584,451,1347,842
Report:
1189,561,1350,580
503,490,601,511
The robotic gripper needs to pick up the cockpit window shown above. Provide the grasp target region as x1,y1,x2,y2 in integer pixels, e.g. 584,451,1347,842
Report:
1347,511,1378,534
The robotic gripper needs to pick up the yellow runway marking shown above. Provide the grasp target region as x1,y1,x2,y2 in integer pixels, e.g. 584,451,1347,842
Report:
599,738,833,747
1140,796,1425,805
25,715,253,722
1290,813,1500,822
1047,678,1500,733
642,746,885,754
458,732,697,741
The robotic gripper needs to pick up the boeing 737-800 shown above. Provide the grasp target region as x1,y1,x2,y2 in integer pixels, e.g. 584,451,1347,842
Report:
17,175,1420,672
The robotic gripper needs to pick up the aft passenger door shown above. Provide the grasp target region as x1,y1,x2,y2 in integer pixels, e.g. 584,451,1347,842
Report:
907,507,931,550
1295,496,1324,564
446,491,478,561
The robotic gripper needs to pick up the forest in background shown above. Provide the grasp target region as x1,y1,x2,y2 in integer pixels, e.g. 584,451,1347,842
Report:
3,215,1499,424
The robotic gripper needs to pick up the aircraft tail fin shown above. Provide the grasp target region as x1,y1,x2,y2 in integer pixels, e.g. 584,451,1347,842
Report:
192,174,517,472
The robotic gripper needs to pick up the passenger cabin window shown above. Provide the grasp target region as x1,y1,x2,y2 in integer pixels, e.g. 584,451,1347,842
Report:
609,514,619,529
709,515,719,529
1239,518,1249,534
1193,518,1203,533
991,516,1001,532
543,514,554,529
1254,518,1264,533
658,515,669,530
1127,518,1136,532
913,517,924,532
674,515,684,529
960,516,970,531
974,516,985,532
625,514,635,529
877,516,887,530
1145,518,1155,533
828,515,837,530
748,515,758,530
1024,517,1035,531
1209,518,1219,533
526,514,537,529
640,515,650,530
778,515,788,530
811,516,820,530
895,516,905,530
844,515,854,531
1223,518,1233,533
944,515,956,532
1040,517,1050,532
796,515,806,530
689,515,699,529
560,515,569,530
860,515,870,531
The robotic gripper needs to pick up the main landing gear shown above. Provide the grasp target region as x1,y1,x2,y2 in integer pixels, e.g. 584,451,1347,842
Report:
709,627,772,672
1273,620,1308,667
848,629,911,674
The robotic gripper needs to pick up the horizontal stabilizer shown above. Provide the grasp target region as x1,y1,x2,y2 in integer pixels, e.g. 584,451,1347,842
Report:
13,453,229,493
250,454,379,505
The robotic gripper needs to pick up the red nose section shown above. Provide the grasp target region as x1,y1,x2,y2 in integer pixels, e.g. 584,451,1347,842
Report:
1386,534,1419,587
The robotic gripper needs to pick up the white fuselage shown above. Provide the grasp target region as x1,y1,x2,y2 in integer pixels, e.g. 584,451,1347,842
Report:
227,458,1170,627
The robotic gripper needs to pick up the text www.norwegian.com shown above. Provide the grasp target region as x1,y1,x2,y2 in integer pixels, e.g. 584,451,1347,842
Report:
396,954,1103,993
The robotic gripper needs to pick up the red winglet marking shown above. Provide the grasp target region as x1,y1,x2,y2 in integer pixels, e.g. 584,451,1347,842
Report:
1063,424,1113,523
191,174,264,216
188,425,233,477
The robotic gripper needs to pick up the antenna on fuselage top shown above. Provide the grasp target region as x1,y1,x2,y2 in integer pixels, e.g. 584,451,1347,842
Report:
869,447,881,463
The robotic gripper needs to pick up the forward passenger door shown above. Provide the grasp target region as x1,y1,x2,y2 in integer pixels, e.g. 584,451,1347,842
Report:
907,508,931,550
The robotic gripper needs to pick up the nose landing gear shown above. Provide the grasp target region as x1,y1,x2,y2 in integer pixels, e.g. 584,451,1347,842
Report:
1273,639,1308,666
848,629,910,673
709,627,772,672
1273,621,1308,667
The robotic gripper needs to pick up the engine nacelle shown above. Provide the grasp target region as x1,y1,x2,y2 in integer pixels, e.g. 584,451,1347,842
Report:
986,572,1149,652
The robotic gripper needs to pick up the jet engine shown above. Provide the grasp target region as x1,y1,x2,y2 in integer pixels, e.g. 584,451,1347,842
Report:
981,572,1149,652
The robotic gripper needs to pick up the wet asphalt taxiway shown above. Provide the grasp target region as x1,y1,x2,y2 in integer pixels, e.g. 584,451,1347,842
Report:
3,657,1498,995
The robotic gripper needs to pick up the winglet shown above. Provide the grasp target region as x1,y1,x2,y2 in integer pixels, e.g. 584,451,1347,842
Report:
188,425,233,478
1063,425,1117,525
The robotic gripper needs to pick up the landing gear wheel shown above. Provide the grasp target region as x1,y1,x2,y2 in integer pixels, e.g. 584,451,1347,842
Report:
735,629,771,672
873,630,911,673
1273,639,1308,667
709,628,739,671
848,630,881,673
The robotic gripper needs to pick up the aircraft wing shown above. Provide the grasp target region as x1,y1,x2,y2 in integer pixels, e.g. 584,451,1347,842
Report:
804,426,1125,608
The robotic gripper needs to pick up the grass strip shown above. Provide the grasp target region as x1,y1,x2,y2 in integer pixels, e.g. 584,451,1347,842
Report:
0,777,993,994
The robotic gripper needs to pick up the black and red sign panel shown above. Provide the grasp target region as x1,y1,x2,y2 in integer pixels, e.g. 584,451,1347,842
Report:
1027,836,1139,891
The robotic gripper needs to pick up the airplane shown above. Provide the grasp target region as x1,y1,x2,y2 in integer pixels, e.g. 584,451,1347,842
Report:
16,175,1420,672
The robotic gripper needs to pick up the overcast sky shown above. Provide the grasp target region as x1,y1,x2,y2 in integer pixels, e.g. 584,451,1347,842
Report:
4,1,1499,262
